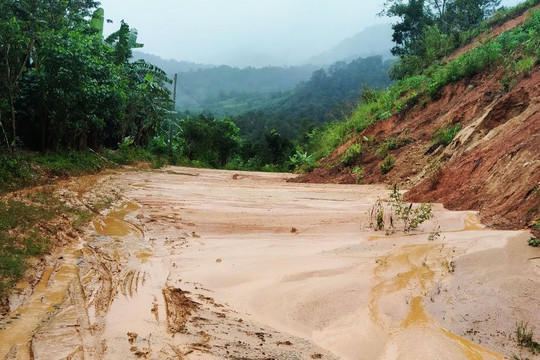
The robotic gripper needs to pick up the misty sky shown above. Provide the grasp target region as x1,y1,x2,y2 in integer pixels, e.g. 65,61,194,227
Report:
99,0,524,67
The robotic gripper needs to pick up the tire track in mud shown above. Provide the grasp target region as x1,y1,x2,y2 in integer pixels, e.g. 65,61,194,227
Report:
1,185,337,359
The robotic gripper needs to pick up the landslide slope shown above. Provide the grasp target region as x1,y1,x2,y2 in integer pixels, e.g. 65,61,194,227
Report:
297,7,540,234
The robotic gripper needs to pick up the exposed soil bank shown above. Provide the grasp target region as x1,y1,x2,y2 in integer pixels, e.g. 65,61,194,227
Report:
297,67,540,236
0,167,539,359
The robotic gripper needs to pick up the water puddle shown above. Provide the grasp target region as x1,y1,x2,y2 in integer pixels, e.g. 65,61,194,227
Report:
369,213,484,242
370,243,504,359
0,245,82,359
92,202,142,238
463,213,484,231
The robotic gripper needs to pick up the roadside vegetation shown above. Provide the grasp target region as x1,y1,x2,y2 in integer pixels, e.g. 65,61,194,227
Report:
0,187,107,297
516,322,540,356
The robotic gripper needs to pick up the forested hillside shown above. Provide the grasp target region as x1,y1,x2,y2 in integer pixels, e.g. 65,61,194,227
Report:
233,56,393,140
174,64,318,116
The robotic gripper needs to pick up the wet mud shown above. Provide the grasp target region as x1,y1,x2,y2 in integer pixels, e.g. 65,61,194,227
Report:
0,167,538,359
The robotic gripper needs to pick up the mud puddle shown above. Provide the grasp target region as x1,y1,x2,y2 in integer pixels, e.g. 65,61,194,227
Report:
0,243,82,359
370,243,503,359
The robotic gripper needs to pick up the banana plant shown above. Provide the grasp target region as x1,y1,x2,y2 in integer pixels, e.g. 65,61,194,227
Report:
89,8,104,36
105,21,143,65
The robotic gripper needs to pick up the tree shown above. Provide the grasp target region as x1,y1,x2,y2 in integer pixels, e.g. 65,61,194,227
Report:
380,0,434,57
381,0,501,57
445,0,501,32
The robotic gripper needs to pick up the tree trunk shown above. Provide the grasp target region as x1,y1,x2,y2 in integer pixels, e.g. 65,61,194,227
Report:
0,110,11,154
8,90,16,149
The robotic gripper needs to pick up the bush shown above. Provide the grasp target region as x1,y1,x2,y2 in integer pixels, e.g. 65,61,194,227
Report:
389,185,434,233
289,150,316,172
0,155,37,192
516,321,540,354
379,155,395,174
369,185,434,233
352,166,364,184
342,143,362,166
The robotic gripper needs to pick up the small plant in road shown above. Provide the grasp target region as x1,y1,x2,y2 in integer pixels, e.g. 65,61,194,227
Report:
369,185,434,234
389,185,433,233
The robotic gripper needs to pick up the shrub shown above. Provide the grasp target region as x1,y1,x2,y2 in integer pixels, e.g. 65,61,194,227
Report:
0,155,37,193
290,150,316,172
379,155,395,174
342,143,362,166
516,322,540,354
369,185,434,233
389,185,433,232
529,237,540,247
352,166,364,184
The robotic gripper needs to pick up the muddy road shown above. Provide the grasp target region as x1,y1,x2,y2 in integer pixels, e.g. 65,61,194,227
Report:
1,167,539,359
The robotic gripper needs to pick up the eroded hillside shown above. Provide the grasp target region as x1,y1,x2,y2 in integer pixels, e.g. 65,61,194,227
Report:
296,10,540,236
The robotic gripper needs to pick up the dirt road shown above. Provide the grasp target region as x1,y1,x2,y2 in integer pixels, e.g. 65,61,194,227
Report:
1,167,539,359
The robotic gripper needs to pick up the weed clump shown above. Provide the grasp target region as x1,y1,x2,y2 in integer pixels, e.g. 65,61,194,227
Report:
342,143,362,166
369,185,434,234
352,166,365,184
379,155,395,175
516,322,540,355
433,124,462,147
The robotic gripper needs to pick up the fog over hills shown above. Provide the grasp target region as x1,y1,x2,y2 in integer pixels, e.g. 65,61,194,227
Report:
306,24,394,66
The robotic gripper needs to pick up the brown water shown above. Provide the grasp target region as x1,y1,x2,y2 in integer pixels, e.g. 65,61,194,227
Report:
0,245,82,359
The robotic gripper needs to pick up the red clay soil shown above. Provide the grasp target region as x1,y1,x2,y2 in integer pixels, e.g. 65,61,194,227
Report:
297,67,540,234
408,72,540,231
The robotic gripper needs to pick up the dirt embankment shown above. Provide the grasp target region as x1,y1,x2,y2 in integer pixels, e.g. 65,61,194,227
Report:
298,65,540,235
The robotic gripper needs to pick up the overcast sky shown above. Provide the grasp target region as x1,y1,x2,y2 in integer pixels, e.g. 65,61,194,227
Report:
99,0,524,66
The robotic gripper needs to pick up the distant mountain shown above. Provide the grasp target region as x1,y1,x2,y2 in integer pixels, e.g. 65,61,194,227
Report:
132,51,214,74
218,48,288,68
175,64,319,116
306,24,394,66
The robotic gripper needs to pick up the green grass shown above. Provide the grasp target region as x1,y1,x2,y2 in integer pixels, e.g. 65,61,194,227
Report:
433,124,463,146
0,187,102,297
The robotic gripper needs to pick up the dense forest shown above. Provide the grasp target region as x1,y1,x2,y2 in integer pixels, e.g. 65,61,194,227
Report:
232,56,393,141
0,1,173,152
